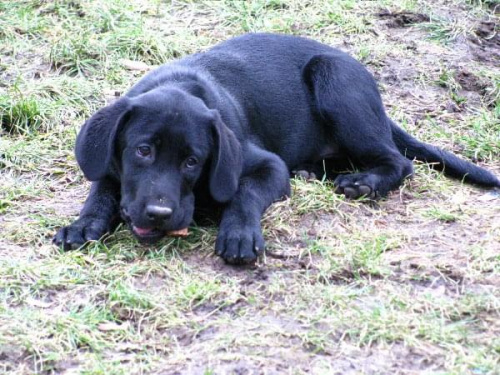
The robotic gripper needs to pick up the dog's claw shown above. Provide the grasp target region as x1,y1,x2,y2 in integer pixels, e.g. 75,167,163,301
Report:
215,224,264,265
53,218,109,251
292,169,317,181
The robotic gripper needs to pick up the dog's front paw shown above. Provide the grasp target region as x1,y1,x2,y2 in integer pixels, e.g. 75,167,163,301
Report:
53,218,109,251
215,223,265,265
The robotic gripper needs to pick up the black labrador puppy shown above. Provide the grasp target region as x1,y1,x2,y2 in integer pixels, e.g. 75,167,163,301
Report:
54,33,500,264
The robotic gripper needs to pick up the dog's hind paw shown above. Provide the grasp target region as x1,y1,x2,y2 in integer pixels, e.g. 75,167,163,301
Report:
333,173,381,199
292,169,317,180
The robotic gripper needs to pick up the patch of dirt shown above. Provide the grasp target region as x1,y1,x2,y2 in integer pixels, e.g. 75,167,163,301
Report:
455,69,488,93
52,359,82,374
0,52,50,86
469,20,500,63
377,9,430,28
371,4,500,125
329,343,445,374
489,2,500,14
0,345,33,374
157,339,445,375
472,20,500,46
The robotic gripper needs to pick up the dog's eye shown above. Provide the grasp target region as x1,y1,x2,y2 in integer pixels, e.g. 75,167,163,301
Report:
136,145,152,157
184,156,199,168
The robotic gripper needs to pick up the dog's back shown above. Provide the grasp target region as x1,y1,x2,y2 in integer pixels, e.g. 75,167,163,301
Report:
183,33,352,165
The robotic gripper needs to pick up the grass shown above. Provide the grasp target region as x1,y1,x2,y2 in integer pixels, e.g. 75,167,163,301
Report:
423,17,475,44
1,0,500,374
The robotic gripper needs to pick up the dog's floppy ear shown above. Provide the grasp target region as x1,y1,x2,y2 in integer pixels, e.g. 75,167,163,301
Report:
209,111,243,203
75,97,131,181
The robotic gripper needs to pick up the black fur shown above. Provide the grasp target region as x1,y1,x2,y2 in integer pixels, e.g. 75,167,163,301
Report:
53,33,500,264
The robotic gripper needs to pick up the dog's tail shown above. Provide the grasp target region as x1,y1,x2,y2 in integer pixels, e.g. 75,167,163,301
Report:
390,120,500,188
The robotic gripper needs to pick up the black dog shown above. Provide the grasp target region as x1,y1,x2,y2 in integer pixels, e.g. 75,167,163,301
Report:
54,33,500,264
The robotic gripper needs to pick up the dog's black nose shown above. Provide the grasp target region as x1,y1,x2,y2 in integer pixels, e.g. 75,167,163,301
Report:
146,205,173,220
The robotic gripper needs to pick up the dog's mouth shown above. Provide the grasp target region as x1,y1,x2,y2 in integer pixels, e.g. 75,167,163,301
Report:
131,225,165,242
131,225,190,242
121,208,189,242
121,208,164,241
132,226,161,237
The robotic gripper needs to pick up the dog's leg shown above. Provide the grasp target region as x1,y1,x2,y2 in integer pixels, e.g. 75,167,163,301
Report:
303,54,413,198
215,144,290,264
53,178,121,250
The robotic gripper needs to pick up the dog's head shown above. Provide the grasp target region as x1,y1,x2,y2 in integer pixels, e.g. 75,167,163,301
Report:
75,87,242,242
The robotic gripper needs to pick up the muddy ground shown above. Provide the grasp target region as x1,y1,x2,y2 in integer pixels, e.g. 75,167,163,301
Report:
1,1,499,374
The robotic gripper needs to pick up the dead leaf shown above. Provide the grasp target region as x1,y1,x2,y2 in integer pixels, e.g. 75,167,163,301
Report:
98,321,130,331
477,191,500,202
119,59,151,71
26,297,53,308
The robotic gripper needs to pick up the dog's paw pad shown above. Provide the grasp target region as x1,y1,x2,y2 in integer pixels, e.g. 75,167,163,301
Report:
292,169,317,180
334,174,380,199
357,184,373,197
